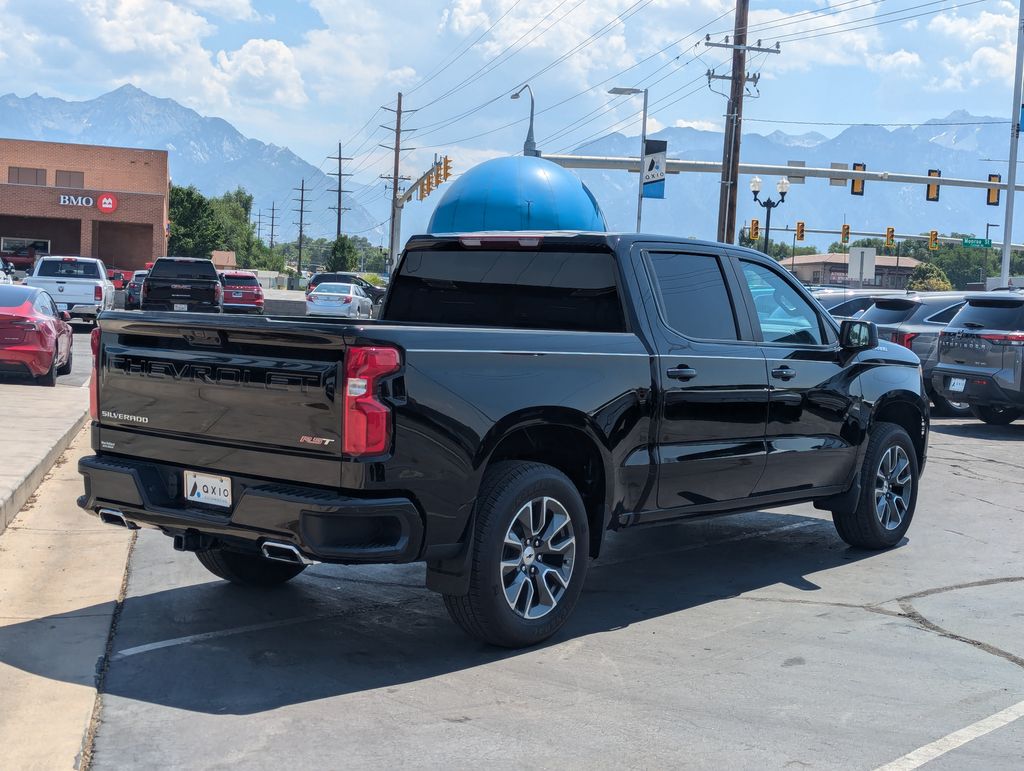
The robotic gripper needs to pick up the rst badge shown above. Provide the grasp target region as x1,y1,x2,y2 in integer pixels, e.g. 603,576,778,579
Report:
299,435,335,447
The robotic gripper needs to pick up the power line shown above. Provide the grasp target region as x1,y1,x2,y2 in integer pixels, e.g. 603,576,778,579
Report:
746,118,1010,127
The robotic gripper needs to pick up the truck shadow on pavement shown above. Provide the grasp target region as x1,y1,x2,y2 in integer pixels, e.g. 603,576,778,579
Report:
0,511,881,715
929,421,1024,442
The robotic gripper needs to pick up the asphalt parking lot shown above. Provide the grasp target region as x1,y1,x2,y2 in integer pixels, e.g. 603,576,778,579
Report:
2,417,1019,768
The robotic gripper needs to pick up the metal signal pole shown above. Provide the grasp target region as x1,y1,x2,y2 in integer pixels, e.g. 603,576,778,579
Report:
1001,1,1024,286
382,92,415,272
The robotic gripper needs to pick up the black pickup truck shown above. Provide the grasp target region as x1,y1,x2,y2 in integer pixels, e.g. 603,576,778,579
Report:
79,233,929,647
141,256,223,313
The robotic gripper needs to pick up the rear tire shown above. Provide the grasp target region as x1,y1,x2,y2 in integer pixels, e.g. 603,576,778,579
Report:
35,354,57,387
443,461,589,648
931,392,971,418
970,404,1022,425
832,422,919,550
56,347,73,376
196,547,306,586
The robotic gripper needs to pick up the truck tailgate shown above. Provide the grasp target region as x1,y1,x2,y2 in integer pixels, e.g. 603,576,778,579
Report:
25,277,96,305
96,314,346,478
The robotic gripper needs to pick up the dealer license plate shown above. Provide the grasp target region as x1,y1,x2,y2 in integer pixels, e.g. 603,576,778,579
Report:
184,471,232,508
174,303,188,311
57,303,68,311
232,291,243,298
949,377,966,393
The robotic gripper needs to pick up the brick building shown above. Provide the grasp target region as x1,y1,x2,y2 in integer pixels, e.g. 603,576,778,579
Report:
0,138,169,273
785,253,921,289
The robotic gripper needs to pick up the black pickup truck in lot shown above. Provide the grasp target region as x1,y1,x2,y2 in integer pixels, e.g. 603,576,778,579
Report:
79,233,929,647
141,256,223,313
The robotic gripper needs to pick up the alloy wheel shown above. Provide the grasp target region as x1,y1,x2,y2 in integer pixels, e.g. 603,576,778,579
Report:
500,496,577,619
875,445,913,531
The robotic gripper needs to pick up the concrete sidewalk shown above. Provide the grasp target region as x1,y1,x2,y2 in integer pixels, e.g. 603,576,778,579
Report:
0,382,90,535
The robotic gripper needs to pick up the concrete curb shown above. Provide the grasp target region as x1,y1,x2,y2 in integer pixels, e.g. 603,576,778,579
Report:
0,408,89,536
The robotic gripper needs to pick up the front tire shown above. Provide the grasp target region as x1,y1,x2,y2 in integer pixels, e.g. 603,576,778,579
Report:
443,462,589,648
196,547,306,586
970,404,1021,425
832,422,919,550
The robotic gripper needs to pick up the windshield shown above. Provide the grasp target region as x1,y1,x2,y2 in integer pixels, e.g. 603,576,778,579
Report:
150,259,219,280
861,299,919,325
36,259,101,279
0,285,35,307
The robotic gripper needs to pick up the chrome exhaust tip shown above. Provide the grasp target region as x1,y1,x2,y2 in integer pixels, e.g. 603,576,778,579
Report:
98,508,140,530
260,541,317,565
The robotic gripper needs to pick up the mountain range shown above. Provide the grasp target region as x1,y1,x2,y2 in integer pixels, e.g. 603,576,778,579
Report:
0,85,380,242
0,86,1013,250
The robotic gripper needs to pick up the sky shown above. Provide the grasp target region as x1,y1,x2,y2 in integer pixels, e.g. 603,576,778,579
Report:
0,0,1019,216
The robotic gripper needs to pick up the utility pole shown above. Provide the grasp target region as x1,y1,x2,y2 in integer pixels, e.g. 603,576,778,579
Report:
708,4,780,244
381,92,415,272
293,180,309,282
1001,1,1024,286
255,209,263,243
268,202,277,249
329,142,353,240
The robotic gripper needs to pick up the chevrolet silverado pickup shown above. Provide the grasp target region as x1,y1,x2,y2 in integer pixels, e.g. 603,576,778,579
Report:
79,233,929,647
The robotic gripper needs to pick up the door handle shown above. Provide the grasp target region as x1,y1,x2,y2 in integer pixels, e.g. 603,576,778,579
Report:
667,366,697,381
771,366,797,381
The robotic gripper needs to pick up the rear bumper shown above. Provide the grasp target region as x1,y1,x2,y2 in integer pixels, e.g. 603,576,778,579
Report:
306,304,358,317
223,302,264,313
141,302,223,313
931,368,1022,407
78,454,424,564
0,346,52,376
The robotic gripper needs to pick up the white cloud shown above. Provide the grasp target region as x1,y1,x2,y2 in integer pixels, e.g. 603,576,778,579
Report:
674,118,719,131
645,116,665,132
183,0,258,21
925,4,1017,90
85,0,213,57
902,19,918,31
866,49,922,74
215,39,307,106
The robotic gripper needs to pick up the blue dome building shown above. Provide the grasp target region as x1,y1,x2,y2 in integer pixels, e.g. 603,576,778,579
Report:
427,155,607,234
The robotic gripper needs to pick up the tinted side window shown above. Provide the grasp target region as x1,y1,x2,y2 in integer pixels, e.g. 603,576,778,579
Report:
646,252,738,340
926,302,965,324
861,300,918,325
827,297,874,318
741,261,824,345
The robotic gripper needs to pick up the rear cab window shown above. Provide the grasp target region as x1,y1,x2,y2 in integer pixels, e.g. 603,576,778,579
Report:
150,259,219,280
645,251,738,340
37,258,101,279
221,274,259,286
387,248,626,332
950,299,1024,331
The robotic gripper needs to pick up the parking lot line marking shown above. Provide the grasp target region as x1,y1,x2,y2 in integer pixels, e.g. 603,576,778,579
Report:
875,699,1024,771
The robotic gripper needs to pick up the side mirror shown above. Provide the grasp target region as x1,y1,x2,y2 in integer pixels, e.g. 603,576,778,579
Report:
840,319,878,351
59,311,72,322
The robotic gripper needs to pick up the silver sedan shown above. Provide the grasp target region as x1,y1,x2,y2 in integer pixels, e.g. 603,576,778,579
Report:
305,283,374,318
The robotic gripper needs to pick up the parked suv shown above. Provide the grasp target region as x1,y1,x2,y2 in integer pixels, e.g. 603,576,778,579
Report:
861,292,968,416
307,272,385,304
219,270,265,314
932,291,1024,424
124,271,147,310
813,288,904,319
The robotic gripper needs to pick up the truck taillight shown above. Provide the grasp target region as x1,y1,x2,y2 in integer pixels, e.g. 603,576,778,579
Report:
90,327,100,420
891,331,919,349
94,285,103,302
342,346,400,456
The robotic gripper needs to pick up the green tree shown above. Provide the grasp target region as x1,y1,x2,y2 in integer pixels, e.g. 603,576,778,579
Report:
168,185,223,258
907,261,953,291
325,235,358,272
210,187,259,267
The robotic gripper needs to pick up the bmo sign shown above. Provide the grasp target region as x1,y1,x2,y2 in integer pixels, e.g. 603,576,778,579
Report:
58,192,119,213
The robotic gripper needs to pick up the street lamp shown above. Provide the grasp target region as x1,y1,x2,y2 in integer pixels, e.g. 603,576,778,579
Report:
750,176,790,254
609,86,649,231
511,84,538,157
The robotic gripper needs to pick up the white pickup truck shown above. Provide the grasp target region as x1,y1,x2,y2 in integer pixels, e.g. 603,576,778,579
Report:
24,256,115,322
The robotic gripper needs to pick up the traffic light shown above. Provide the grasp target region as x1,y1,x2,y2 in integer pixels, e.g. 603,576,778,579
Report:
750,219,760,241
928,230,939,250
988,173,1001,206
841,223,850,244
795,221,805,241
885,226,895,248
851,162,866,196
417,183,426,201
433,161,443,187
422,173,434,196
442,156,453,181
926,169,941,202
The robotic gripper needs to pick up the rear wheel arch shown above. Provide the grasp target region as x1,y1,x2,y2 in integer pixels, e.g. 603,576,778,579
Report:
483,420,612,560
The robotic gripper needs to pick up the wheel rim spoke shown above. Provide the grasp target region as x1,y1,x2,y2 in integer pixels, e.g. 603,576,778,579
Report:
501,495,576,620
874,445,913,531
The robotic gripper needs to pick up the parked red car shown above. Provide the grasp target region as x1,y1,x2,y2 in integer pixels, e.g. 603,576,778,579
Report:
107,269,130,290
218,270,264,314
0,285,74,386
